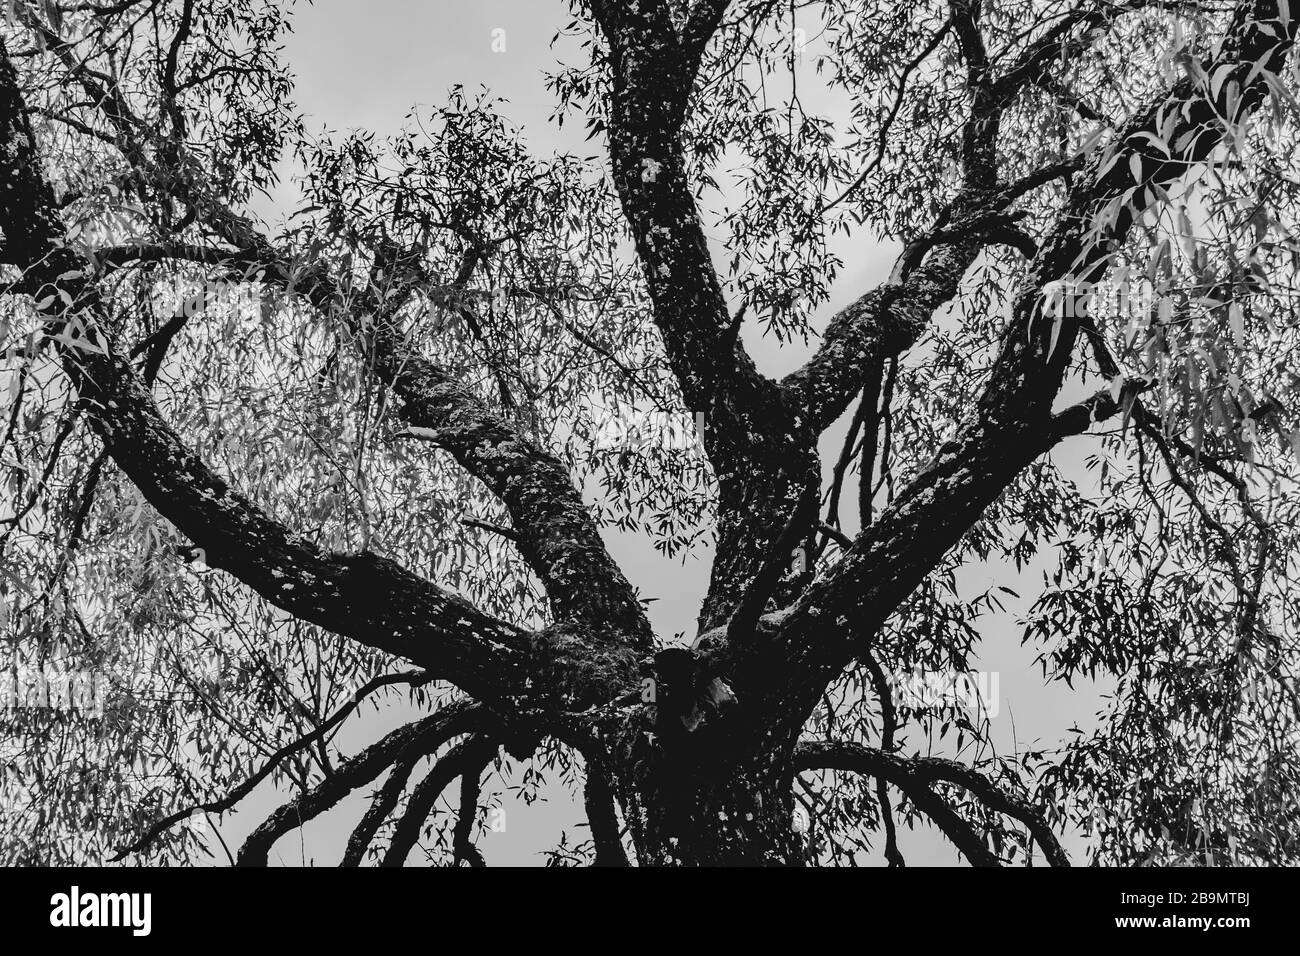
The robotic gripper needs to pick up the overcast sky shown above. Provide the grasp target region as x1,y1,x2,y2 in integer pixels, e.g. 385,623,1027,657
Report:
215,0,1108,866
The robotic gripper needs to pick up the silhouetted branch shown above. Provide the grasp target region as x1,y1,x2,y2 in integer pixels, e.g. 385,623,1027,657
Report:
235,703,483,866
795,740,1069,867
381,736,499,867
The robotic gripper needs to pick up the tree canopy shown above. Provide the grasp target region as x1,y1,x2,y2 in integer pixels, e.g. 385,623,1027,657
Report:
1,0,1299,866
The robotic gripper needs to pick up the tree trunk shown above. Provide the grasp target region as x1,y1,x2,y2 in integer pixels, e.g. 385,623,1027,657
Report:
609,727,804,866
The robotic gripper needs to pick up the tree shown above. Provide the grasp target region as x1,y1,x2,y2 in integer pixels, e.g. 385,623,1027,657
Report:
1,0,1299,867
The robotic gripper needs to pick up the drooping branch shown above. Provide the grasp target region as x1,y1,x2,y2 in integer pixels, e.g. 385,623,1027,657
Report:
900,781,1001,867
452,758,488,867
582,759,631,867
235,703,486,866
794,740,1069,867
115,670,435,860
822,382,874,536
380,735,499,867
340,752,422,867
863,655,905,867
859,357,898,529
795,742,996,866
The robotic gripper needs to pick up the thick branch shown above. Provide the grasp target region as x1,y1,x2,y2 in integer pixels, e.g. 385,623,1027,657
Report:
340,753,422,867
452,759,488,867
764,0,1298,732
0,42,535,705
592,0,817,633
583,759,631,867
28,9,651,648
380,736,498,867
795,740,1069,867
98,246,650,649
782,241,979,433
236,704,485,866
